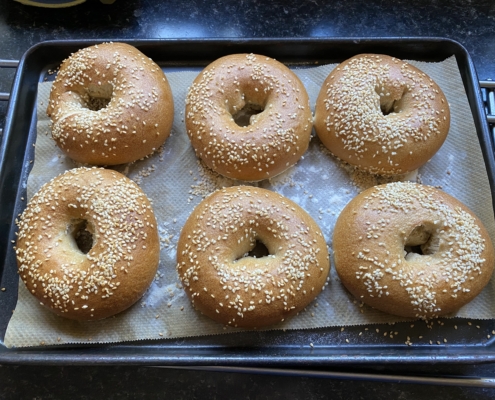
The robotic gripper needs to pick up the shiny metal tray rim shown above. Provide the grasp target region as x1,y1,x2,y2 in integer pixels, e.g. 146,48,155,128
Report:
1,37,495,368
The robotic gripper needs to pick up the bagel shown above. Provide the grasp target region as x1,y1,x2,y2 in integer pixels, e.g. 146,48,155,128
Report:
47,42,174,165
185,53,313,181
15,167,160,320
314,54,450,175
333,182,494,319
176,186,330,328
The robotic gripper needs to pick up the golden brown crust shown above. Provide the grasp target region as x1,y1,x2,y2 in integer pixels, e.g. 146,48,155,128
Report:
176,186,330,328
314,54,450,175
333,182,494,319
15,167,160,320
185,53,313,182
47,42,174,165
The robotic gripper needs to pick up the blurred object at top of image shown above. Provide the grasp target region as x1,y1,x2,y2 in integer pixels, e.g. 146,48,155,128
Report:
14,0,115,7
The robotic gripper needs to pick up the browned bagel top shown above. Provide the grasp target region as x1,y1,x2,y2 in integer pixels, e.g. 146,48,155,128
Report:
15,167,160,320
333,182,494,319
47,42,174,165
314,54,450,175
185,53,313,181
176,185,330,328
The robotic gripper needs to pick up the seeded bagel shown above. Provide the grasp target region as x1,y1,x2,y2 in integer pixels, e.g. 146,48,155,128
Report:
314,54,450,175
47,42,174,165
185,53,313,181
15,167,160,320
333,182,494,319
176,186,330,328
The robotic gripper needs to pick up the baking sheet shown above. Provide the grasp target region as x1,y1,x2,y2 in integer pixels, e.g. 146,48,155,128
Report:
4,53,495,348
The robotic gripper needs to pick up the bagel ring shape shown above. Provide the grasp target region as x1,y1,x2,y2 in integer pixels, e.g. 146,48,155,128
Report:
185,53,313,181
47,42,174,165
176,186,330,328
15,167,160,320
314,54,450,175
333,182,494,319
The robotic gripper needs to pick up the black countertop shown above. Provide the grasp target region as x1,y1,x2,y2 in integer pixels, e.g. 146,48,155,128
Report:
2,0,495,398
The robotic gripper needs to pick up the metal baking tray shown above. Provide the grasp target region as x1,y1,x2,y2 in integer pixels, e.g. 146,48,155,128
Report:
1,38,495,367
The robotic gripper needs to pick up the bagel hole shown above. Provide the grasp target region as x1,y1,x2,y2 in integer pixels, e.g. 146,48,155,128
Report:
84,84,113,111
376,88,407,116
404,224,439,260
405,244,425,256
236,239,271,260
232,103,264,127
70,219,94,254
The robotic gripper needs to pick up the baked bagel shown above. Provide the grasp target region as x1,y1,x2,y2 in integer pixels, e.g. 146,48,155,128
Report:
176,186,330,328
185,53,313,181
15,167,160,320
47,42,174,165
333,182,494,319
314,54,450,175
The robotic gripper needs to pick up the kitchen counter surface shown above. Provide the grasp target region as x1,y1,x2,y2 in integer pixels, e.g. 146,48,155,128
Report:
2,1,495,398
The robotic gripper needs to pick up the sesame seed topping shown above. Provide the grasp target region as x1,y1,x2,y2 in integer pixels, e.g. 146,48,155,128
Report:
15,167,159,320
185,53,312,181
334,181,493,320
315,54,450,175
47,42,173,165
176,185,329,328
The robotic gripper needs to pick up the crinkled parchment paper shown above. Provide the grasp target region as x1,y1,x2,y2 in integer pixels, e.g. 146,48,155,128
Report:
5,56,495,347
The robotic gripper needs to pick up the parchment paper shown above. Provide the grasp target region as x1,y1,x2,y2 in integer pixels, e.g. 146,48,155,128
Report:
5,56,495,347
